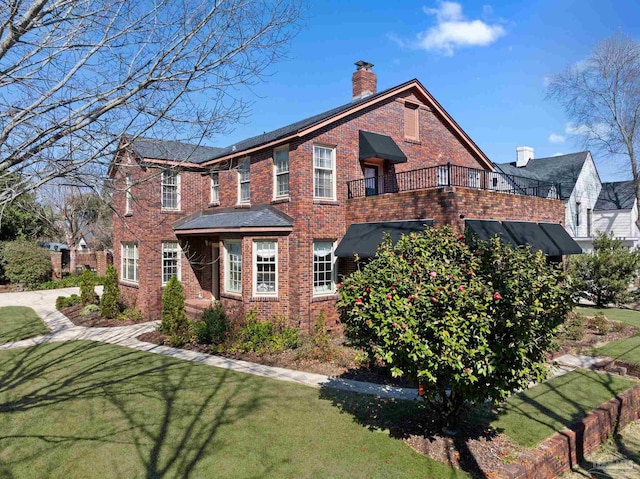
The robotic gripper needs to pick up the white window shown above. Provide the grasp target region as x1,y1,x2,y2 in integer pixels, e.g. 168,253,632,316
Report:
161,170,180,210
253,241,277,296
121,242,138,283
224,240,242,294
313,241,336,296
162,242,181,285
238,158,250,204
274,147,290,198
313,145,336,200
125,174,133,214
210,172,219,204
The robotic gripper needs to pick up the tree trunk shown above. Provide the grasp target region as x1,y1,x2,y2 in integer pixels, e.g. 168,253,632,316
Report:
65,233,77,273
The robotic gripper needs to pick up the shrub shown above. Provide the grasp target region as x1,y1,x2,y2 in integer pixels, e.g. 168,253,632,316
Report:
610,321,627,333
36,273,105,290
81,304,100,315
238,311,300,354
56,294,82,309
337,226,572,428
0,240,52,288
79,268,99,305
296,311,336,361
194,303,227,345
559,311,587,341
118,307,143,322
569,232,640,306
100,265,120,319
588,313,610,335
160,276,191,346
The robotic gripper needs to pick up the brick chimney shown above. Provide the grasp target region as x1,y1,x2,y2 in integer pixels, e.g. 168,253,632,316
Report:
516,146,534,167
352,61,376,100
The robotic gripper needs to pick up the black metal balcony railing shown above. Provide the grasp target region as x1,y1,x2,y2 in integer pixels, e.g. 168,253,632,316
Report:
346,163,561,200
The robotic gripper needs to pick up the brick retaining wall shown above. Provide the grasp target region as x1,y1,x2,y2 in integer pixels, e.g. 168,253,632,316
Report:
499,382,640,478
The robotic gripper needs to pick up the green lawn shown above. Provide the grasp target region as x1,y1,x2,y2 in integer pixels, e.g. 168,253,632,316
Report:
575,306,640,328
0,341,467,479
592,336,640,365
0,306,48,344
491,370,636,447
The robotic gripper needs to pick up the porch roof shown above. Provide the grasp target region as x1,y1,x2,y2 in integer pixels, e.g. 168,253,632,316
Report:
173,205,293,234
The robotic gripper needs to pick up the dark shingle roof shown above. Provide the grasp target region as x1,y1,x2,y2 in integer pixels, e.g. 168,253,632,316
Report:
174,205,293,231
130,138,222,163
496,151,590,200
595,181,637,210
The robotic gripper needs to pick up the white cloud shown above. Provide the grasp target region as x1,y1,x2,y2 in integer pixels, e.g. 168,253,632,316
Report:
414,2,506,56
548,133,566,144
565,122,610,138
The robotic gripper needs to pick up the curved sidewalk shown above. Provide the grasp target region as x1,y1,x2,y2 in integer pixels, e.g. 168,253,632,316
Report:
0,288,419,400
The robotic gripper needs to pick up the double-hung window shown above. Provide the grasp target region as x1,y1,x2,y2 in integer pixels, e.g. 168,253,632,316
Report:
122,242,139,283
210,172,220,204
313,241,335,296
161,170,180,210
238,158,250,204
253,241,277,296
274,147,290,198
313,146,335,200
125,174,133,214
162,242,181,285
224,241,242,294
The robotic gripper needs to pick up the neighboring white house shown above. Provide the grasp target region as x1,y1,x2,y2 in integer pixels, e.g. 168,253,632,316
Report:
593,180,640,249
496,148,601,251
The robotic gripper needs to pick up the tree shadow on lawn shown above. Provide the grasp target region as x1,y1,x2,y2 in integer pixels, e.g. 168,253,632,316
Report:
0,340,272,478
0,321,47,344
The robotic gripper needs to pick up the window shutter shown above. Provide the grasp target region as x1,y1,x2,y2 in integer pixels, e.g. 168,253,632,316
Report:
404,103,419,139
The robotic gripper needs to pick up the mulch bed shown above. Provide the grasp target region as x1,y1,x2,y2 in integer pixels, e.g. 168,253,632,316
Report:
552,324,638,359
61,304,152,327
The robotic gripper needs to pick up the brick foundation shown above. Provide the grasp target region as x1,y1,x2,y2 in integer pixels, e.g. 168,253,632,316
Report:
50,252,63,280
499,383,640,479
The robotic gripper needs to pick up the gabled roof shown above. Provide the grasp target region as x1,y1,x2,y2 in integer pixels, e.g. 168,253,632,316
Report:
129,138,222,163
173,205,293,233
496,151,590,200
595,180,637,211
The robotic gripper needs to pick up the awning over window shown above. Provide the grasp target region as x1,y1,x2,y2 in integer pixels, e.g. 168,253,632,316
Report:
465,219,519,247
335,220,433,258
466,219,581,255
502,221,564,256
539,223,583,255
359,130,408,164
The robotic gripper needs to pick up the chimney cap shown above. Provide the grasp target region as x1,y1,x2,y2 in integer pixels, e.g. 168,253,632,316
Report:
355,60,374,71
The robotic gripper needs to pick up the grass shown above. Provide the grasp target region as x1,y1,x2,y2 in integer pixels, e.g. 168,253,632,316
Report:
491,370,636,447
575,306,640,328
0,341,468,479
592,335,640,365
0,306,48,344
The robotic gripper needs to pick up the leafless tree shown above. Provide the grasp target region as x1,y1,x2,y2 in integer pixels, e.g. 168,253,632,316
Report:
0,0,302,205
547,34,640,208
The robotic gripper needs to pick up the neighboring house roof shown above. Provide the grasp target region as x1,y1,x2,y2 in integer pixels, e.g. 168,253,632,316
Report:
173,205,293,233
128,138,223,163
39,242,69,251
496,151,590,200
595,180,637,211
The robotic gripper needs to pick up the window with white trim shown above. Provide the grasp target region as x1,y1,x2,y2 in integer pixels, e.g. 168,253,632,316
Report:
162,241,181,285
125,174,133,214
274,147,289,198
210,172,219,204
313,146,335,199
161,170,180,210
238,158,250,204
121,242,138,283
224,240,242,294
253,241,277,296
313,241,335,295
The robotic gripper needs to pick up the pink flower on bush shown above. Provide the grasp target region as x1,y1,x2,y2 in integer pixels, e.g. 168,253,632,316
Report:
493,292,502,301
366,287,371,293
430,296,437,303
430,271,437,278
356,297,362,303
386,294,392,300
392,322,398,328
458,285,465,291
401,323,407,329
408,295,413,301
391,285,396,290
457,234,464,240
349,285,354,290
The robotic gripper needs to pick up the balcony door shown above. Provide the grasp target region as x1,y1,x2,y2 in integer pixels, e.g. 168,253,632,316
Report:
364,165,380,196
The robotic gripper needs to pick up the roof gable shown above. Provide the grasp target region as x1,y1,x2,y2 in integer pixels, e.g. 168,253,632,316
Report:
595,180,637,210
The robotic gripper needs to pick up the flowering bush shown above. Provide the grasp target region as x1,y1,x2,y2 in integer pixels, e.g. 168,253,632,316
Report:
337,226,572,427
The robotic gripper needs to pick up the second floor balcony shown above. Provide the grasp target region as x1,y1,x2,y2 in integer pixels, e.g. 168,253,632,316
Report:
346,163,561,200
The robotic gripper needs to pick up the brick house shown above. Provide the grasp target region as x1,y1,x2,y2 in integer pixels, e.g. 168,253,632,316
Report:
110,62,577,331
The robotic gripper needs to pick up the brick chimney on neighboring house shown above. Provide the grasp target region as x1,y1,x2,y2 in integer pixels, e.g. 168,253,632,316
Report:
516,146,534,167
352,61,376,100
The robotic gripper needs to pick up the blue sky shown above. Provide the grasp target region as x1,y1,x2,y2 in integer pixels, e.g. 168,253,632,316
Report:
216,0,640,182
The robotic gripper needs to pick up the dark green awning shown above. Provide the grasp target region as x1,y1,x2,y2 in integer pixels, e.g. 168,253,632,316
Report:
502,221,563,256
539,223,582,255
335,220,433,258
359,130,407,164
465,220,519,247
